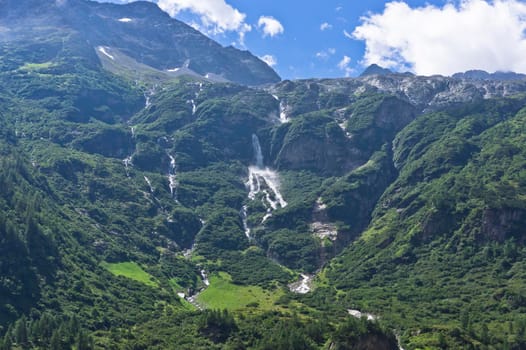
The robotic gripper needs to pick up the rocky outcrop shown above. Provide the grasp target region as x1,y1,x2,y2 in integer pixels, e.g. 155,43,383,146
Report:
481,208,526,243
273,118,361,175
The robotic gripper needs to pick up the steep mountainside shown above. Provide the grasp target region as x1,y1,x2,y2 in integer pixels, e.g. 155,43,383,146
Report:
1,1,526,349
0,0,280,86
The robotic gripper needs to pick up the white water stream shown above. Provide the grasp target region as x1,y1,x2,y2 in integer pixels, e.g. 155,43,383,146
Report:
144,176,154,193
243,134,288,236
123,156,132,177
200,270,210,286
348,309,377,321
279,101,290,123
240,205,251,239
270,94,290,124
144,85,157,108
167,154,178,200
289,274,313,294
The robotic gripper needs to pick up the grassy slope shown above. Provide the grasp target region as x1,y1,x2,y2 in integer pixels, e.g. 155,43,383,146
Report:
101,262,159,287
197,272,284,310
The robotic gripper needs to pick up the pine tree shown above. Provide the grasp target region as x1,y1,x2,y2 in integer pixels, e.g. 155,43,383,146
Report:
2,334,12,350
49,330,62,350
76,331,92,350
14,315,28,346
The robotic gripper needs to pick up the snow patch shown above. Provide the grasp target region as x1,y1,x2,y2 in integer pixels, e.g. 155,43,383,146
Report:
97,46,114,60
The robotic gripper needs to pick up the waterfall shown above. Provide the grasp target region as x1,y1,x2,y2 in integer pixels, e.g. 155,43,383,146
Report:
252,134,264,168
200,269,210,286
243,134,288,232
144,176,154,193
144,84,157,108
279,101,290,123
168,154,178,200
289,274,313,294
241,205,251,238
123,156,132,177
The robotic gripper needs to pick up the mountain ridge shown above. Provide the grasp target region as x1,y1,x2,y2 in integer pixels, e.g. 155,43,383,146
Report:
1,1,526,349
0,0,280,86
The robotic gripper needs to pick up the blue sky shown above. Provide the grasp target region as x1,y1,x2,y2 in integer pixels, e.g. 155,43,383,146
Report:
102,0,526,79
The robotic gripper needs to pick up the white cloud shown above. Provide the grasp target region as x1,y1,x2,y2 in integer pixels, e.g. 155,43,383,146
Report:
260,54,277,67
258,16,284,37
320,22,333,31
352,0,526,76
343,29,353,39
316,48,336,60
156,0,252,42
337,55,353,77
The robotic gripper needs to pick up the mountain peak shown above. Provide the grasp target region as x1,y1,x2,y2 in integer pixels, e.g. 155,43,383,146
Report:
359,64,392,77
1,0,280,85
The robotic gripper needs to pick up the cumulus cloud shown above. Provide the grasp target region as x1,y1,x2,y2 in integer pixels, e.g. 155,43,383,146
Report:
155,0,252,41
258,16,284,37
352,0,526,76
320,22,333,31
260,54,277,67
337,55,353,77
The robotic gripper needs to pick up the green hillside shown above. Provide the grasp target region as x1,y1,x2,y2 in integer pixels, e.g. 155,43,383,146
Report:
0,1,526,349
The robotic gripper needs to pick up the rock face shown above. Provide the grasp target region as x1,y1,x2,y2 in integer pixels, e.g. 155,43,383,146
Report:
481,208,526,243
0,0,280,86
453,70,526,81
358,73,526,111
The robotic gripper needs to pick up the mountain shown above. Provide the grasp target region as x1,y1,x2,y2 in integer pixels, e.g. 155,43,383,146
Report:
0,0,280,86
359,64,393,77
1,1,526,349
453,69,526,81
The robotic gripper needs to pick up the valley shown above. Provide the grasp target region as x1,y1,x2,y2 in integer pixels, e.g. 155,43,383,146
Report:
0,0,525,349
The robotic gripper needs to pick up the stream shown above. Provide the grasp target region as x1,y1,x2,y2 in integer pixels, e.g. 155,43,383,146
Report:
242,134,288,238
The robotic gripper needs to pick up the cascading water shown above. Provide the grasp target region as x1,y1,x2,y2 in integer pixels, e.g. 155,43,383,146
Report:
289,274,313,294
168,154,178,200
270,94,290,124
279,101,290,123
144,176,154,193
144,85,157,108
240,205,251,239
243,134,288,235
123,156,132,177
252,134,264,168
